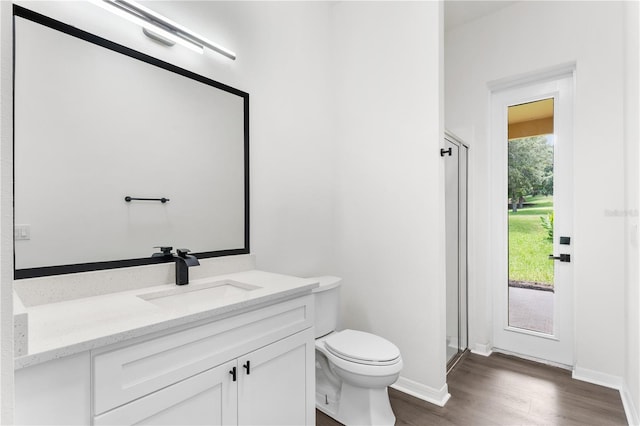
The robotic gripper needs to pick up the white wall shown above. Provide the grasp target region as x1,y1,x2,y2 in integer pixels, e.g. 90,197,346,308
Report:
0,1,14,422
624,0,640,422
446,0,627,383
226,2,336,278
331,1,448,403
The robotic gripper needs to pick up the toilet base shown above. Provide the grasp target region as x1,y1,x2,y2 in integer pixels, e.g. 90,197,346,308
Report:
315,382,396,426
338,383,396,426
315,392,340,421
315,374,340,419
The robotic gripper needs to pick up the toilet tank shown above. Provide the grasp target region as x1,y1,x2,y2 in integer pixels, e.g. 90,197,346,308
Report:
310,276,342,338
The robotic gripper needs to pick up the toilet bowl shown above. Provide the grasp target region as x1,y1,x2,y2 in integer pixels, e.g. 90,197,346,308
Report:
311,276,402,426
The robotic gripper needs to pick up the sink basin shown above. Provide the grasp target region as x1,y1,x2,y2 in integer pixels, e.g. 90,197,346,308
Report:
138,280,261,310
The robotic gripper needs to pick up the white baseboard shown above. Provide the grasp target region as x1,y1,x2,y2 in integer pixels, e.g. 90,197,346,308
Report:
573,369,640,425
572,366,623,390
471,342,492,356
391,376,451,407
621,383,640,426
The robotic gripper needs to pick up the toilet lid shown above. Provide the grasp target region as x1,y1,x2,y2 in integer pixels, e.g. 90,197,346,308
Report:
324,329,400,365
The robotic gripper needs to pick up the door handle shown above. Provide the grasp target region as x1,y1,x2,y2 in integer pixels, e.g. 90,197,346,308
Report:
549,254,571,262
243,360,250,375
229,366,236,382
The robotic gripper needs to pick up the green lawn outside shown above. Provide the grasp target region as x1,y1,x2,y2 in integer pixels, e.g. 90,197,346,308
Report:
508,195,554,285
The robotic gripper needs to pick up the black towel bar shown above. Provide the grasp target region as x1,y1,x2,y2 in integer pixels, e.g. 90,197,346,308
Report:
124,196,170,203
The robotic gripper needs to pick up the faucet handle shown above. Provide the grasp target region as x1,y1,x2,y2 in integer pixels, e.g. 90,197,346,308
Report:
177,248,191,258
152,246,173,258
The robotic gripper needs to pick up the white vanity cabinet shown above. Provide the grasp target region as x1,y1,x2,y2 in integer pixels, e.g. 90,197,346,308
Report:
95,329,314,426
15,294,315,426
15,352,92,425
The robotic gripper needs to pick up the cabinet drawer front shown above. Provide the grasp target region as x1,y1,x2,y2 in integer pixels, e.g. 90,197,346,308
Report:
93,295,312,415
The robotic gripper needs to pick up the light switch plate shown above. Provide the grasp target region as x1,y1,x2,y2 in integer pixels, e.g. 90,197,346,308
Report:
14,225,30,241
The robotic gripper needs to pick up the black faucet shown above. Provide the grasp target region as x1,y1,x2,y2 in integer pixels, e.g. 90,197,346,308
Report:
175,248,200,285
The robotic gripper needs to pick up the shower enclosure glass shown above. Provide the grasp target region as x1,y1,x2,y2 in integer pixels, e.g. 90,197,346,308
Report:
444,133,468,369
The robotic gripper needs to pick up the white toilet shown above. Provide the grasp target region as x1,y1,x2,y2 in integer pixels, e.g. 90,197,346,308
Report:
311,276,403,426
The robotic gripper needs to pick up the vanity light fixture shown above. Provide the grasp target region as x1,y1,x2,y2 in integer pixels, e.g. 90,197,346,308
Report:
92,0,236,60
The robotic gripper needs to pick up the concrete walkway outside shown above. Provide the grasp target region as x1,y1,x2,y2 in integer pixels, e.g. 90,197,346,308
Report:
508,287,554,334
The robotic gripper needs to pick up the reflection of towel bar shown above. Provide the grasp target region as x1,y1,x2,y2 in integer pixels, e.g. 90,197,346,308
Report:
124,196,170,203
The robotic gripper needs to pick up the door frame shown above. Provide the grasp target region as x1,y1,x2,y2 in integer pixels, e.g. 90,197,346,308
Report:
489,66,575,367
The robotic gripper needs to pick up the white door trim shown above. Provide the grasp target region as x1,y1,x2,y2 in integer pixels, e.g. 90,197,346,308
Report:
487,61,576,92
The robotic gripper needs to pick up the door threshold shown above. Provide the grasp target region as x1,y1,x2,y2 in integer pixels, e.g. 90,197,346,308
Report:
492,347,572,371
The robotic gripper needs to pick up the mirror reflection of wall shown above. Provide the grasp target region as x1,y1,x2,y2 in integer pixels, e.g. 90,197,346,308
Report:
13,8,249,277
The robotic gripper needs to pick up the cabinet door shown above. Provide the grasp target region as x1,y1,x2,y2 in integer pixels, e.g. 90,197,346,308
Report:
94,360,237,426
238,328,315,426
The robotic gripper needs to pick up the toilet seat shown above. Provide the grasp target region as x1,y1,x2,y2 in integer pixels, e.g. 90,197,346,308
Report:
324,329,400,366
316,331,403,378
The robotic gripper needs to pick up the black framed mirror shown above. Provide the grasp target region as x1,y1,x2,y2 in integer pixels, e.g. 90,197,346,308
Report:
13,5,249,279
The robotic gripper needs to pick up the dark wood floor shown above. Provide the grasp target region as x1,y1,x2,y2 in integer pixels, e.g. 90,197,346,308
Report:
317,352,627,425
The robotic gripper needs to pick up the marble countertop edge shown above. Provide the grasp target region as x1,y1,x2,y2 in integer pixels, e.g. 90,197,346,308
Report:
15,274,318,370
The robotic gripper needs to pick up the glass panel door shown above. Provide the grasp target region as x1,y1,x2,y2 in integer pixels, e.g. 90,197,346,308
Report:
507,99,555,335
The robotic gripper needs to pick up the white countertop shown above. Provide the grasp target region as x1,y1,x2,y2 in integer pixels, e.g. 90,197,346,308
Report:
15,270,318,369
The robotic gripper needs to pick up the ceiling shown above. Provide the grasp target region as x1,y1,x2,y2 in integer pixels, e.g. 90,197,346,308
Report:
444,1,518,31
508,98,554,124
